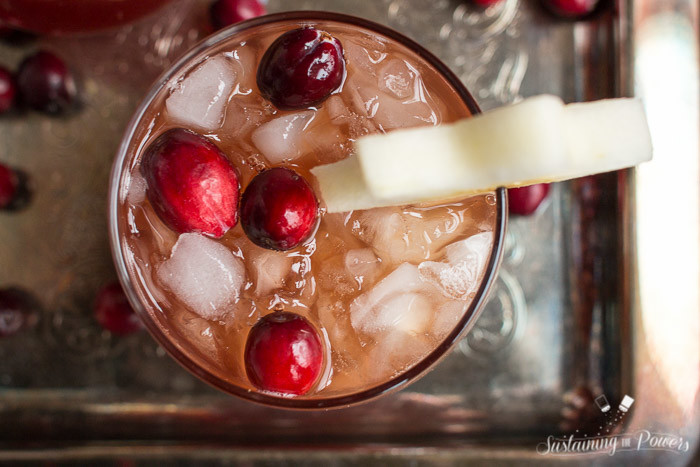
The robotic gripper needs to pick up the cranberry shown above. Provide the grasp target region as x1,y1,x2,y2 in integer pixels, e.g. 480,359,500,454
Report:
141,128,240,238
542,0,600,18
472,0,503,6
0,287,40,337
507,183,551,216
0,66,16,114
0,165,30,211
94,282,142,336
16,50,77,114
240,167,318,251
257,27,345,110
244,312,323,395
210,0,266,30
0,162,18,209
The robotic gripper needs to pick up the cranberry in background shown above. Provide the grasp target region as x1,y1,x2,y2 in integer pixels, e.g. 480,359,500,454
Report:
0,162,31,211
541,0,601,19
210,0,266,30
0,287,40,337
0,66,16,114
0,162,18,208
471,0,504,7
16,50,78,115
94,282,143,336
508,183,551,216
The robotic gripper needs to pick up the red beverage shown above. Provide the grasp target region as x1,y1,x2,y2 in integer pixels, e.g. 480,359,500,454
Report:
0,0,172,34
110,12,505,408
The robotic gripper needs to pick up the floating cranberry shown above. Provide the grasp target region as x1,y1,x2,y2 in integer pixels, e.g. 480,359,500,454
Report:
542,0,600,18
244,312,323,395
508,183,551,216
16,50,77,114
240,167,318,251
141,128,240,238
94,281,142,336
0,287,40,337
210,0,266,30
257,27,345,109
0,66,16,114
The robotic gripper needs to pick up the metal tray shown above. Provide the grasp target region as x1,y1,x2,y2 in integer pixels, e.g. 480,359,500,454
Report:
1,0,698,464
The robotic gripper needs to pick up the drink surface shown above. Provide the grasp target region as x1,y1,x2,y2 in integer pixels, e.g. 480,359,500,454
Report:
116,18,498,399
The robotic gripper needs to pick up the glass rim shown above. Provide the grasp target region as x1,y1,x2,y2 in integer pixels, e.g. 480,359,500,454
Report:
108,10,508,410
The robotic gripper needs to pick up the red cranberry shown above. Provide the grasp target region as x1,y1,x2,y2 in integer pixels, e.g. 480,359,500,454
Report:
94,282,142,336
0,66,16,114
141,128,240,238
240,167,318,251
210,0,266,30
0,162,18,209
0,165,30,211
244,312,323,395
16,50,77,114
508,183,551,216
0,287,39,337
257,27,345,110
542,0,600,18
472,0,503,6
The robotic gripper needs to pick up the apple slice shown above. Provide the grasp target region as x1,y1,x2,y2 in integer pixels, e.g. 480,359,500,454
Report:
311,95,652,213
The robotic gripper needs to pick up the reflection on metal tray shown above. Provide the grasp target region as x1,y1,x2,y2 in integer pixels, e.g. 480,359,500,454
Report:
0,0,698,465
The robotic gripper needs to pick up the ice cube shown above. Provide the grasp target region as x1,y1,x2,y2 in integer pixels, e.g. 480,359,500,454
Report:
372,90,437,131
376,293,432,335
345,65,436,132
127,172,147,205
350,206,465,265
174,313,219,357
378,58,414,100
432,300,467,337
364,329,433,384
251,111,315,164
166,55,236,131
316,295,363,376
315,252,357,298
247,249,293,296
350,263,435,336
418,232,493,300
343,38,385,76
157,233,245,320
350,207,406,263
325,95,353,124
299,117,347,165
224,98,270,141
344,248,381,286
225,46,257,95
445,231,493,266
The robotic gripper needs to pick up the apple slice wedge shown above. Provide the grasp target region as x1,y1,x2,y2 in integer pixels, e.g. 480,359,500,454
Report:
311,95,652,213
